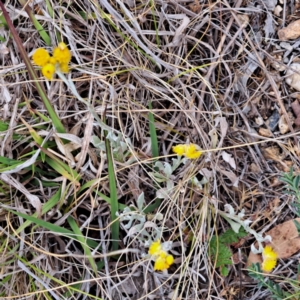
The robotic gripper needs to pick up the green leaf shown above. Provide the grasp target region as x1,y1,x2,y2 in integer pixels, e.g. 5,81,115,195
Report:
5,209,99,249
105,129,119,251
148,102,159,158
18,0,51,45
209,228,247,276
219,228,247,245
294,175,300,189
209,240,232,268
67,216,98,274
220,265,229,277
15,187,62,234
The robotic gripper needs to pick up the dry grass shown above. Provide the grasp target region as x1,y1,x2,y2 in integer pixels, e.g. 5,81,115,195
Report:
1,0,300,299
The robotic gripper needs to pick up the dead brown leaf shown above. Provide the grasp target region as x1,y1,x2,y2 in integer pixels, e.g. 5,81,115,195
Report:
263,146,281,160
258,127,272,137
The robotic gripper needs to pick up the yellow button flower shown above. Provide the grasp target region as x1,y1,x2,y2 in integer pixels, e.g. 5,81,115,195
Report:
42,63,55,80
53,42,71,64
166,254,174,266
49,56,57,65
261,245,277,273
172,143,202,159
172,144,186,156
59,63,69,73
32,48,50,66
261,258,277,273
185,144,202,159
148,240,174,271
149,240,162,256
33,43,71,79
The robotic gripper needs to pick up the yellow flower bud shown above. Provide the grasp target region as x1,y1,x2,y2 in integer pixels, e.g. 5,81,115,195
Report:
172,144,186,156
32,48,50,66
149,240,162,256
42,63,55,80
59,63,69,73
166,254,174,266
49,56,57,65
53,42,71,64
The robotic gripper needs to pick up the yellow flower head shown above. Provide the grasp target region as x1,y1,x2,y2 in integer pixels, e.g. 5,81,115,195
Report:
185,144,202,159
166,254,174,266
153,251,174,271
261,245,277,273
172,143,202,159
172,144,187,156
149,240,162,256
149,240,174,271
32,48,50,66
261,258,277,273
53,42,71,64
49,56,57,65
59,63,69,73
42,63,55,80
263,245,278,261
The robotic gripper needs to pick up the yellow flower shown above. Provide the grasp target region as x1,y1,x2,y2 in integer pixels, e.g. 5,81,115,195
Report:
263,245,277,261
172,144,202,159
59,63,69,73
49,56,57,65
172,144,186,156
154,252,174,271
42,63,55,80
32,48,50,66
149,240,162,256
261,245,277,273
185,144,202,159
261,258,277,273
53,42,71,64
148,240,174,271
166,254,174,266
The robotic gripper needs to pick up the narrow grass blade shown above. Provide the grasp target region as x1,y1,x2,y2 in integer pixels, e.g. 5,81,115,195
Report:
0,150,40,174
5,209,99,249
145,101,161,214
148,102,159,158
0,156,24,172
67,217,98,274
45,156,80,187
44,0,62,42
105,133,119,251
149,0,160,47
18,0,51,45
21,117,47,161
96,6,155,65
37,142,81,186
15,187,62,234
0,2,65,134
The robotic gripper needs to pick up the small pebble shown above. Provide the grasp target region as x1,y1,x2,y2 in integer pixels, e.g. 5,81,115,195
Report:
266,109,280,131
285,63,300,92
258,127,273,137
278,20,300,40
